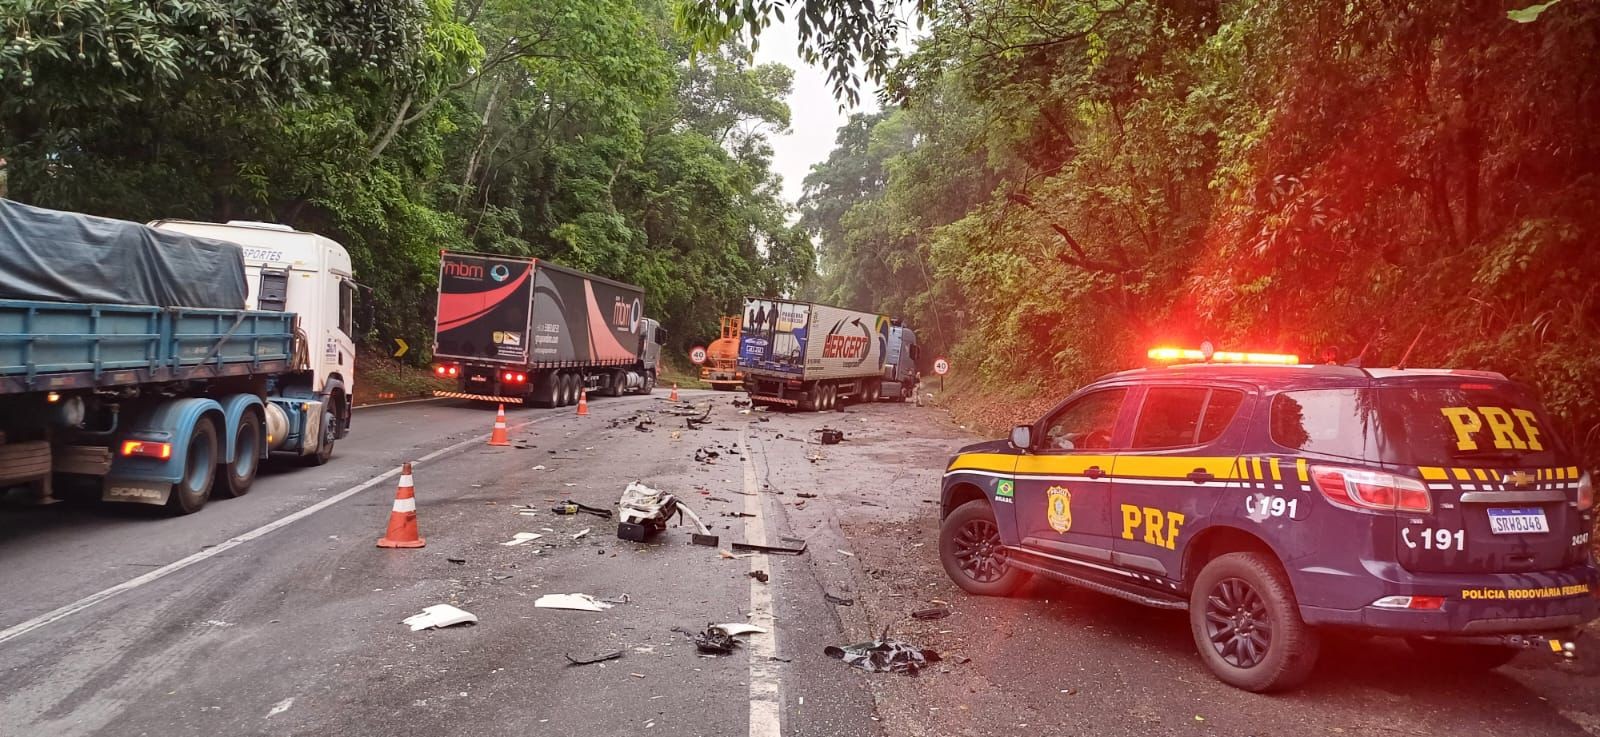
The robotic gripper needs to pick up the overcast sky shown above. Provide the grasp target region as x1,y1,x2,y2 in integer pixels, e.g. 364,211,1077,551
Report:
750,17,883,207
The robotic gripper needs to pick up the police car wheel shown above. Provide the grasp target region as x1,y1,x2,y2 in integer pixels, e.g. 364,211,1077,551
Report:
940,500,1029,596
1403,638,1520,671
1190,552,1319,692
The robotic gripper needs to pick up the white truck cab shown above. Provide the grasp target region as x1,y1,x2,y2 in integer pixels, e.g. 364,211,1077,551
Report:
148,220,357,434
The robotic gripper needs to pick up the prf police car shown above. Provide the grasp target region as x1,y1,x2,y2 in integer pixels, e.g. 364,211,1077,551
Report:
938,346,1596,692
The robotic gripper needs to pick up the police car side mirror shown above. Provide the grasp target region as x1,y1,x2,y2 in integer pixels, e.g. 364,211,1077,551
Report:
1009,425,1032,451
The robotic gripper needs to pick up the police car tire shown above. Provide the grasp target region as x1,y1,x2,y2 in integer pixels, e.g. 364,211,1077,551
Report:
939,500,1030,597
1189,552,1320,693
1403,638,1520,671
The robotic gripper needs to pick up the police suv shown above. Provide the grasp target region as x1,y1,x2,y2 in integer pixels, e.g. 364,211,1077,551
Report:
938,347,1596,691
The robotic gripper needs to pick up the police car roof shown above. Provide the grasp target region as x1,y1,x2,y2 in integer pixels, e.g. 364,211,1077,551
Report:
1095,363,1510,390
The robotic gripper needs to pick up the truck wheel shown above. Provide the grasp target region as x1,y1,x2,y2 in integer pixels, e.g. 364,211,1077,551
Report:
532,373,558,408
216,411,262,498
166,419,219,515
1404,638,1520,670
642,371,656,395
304,409,337,466
1189,552,1321,692
939,500,1030,596
561,373,578,406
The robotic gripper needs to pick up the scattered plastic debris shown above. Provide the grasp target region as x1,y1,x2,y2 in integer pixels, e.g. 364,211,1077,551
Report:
553,500,612,518
403,604,478,631
690,623,765,654
824,593,855,606
500,532,543,546
818,429,844,445
535,594,614,612
565,650,623,666
825,630,941,675
713,623,768,637
731,537,807,555
573,528,591,540
531,465,547,471
749,570,769,583
912,606,952,621
447,557,466,564
796,492,818,499
617,481,718,546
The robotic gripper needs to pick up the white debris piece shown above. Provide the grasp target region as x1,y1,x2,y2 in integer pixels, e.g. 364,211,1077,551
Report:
712,623,768,637
500,532,543,546
573,528,591,540
535,593,613,612
531,465,547,471
403,604,478,631
266,698,294,717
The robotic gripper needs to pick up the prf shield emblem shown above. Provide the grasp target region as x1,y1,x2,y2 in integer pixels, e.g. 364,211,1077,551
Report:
1046,485,1072,533
1504,470,1534,488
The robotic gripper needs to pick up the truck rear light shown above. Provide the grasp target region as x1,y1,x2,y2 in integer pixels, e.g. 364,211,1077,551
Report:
503,371,514,382
121,440,172,460
515,373,526,383
447,366,458,377
1579,471,1594,512
1311,465,1431,513
434,365,447,376
1373,595,1444,610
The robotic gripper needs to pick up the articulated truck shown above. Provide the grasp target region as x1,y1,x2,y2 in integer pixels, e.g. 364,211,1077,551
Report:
431,251,664,406
738,297,920,410
0,200,356,514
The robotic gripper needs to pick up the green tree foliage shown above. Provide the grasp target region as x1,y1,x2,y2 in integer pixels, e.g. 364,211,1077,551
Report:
0,0,811,359
789,0,1600,457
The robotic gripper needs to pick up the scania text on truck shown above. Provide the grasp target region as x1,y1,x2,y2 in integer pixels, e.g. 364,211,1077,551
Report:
738,297,918,410
431,251,664,406
0,200,357,514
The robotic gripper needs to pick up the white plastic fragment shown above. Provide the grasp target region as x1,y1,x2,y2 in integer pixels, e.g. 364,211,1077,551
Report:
573,528,591,539
535,593,613,612
501,532,543,546
403,604,478,631
532,465,547,471
713,623,768,637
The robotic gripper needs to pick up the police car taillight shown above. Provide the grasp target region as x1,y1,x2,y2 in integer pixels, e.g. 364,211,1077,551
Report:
1311,466,1431,514
1579,471,1594,512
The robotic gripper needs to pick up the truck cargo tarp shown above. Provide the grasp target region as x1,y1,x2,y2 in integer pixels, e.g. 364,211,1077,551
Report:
0,199,248,309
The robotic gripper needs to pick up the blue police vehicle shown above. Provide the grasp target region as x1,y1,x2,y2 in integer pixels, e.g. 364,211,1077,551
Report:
938,346,1596,691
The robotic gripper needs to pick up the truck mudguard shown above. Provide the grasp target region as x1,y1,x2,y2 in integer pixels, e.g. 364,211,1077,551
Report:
109,397,225,484
215,393,266,464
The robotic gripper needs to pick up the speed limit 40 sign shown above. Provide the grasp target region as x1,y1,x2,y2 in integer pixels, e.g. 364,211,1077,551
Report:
933,357,950,375
689,346,708,365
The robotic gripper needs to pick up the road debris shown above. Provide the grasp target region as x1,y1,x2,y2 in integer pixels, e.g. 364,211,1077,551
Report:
403,604,478,631
796,492,817,499
553,500,612,518
911,606,952,621
824,593,855,606
572,528,591,540
500,532,542,546
731,537,807,556
818,429,844,445
824,630,941,675
749,570,769,583
535,594,614,612
690,623,767,654
565,650,624,666
446,557,466,564
616,481,719,546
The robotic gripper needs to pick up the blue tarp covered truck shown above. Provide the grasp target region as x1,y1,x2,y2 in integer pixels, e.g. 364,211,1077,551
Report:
0,200,357,514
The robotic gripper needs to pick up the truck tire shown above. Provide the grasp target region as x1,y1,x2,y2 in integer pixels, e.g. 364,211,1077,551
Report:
939,499,1030,596
1189,552,1321,692
532,372,559,408
560,373,578,406
642,371,656,395
166,419,219,515
304,409,337,466
216,410,262,498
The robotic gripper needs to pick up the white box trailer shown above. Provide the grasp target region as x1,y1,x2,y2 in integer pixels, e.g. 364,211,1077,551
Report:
737,298,906,410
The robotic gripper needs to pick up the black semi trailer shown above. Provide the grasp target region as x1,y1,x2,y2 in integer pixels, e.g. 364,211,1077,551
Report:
431,252,664,406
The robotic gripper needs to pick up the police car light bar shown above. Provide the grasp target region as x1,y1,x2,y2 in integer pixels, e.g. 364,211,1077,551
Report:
1147,346,1300,365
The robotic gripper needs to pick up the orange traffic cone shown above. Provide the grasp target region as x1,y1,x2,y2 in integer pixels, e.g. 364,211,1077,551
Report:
377,463,425,548
576,389,589,416
669,383,679,402
488,404,510,446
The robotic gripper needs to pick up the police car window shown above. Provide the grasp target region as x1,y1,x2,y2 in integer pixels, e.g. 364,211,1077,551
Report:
1270,389,1377,461
1132,387,1209,448
1197,389,1245,444
1042,389,1126,451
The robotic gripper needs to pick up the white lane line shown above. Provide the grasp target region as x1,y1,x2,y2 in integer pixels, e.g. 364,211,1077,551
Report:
353,396,445,410
741,432,782,737
0,416,551,647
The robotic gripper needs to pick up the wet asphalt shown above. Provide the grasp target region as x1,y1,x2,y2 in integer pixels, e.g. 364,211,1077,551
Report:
1,393,1596,737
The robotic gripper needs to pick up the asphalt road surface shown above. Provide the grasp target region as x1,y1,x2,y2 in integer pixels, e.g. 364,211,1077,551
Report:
1,392,1596,737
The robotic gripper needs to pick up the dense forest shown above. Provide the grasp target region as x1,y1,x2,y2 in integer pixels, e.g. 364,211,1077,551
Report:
696,0,1600,457
0,0,812,357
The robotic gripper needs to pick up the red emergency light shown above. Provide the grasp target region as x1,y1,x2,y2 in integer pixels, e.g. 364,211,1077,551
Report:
1147,345,1299,365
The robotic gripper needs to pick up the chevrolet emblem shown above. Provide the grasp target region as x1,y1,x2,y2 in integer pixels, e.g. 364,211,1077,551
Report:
1504,471,1535,488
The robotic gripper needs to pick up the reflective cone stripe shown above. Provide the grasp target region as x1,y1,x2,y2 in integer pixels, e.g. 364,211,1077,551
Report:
488,404,510,446
576,389,589,416
377,463,425,548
